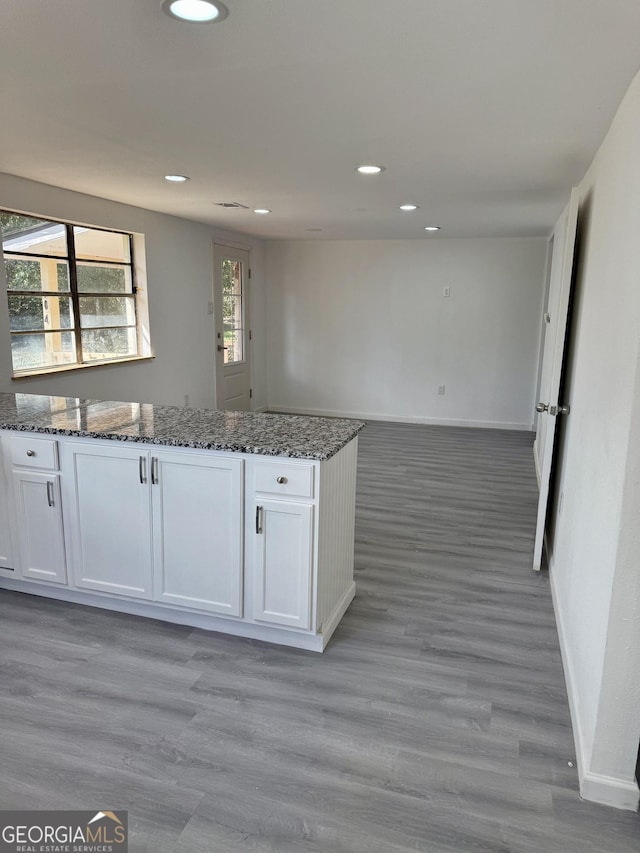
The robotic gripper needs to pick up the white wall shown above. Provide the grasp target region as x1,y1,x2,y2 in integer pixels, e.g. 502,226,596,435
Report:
266,238,547,428
0,173,267,411
548,68,640,809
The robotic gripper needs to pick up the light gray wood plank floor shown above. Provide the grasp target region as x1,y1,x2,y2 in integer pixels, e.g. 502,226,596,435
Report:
1,421,638,851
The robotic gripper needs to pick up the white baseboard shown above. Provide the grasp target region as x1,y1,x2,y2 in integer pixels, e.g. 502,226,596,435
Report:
0,578,325,653
319,581,356,649
580,771,640,811
252,404,268,413
268,405,534,432
549,565,640,811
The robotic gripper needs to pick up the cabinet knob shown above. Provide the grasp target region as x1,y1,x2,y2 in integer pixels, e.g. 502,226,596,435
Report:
276,476,287,484
26,450,35,457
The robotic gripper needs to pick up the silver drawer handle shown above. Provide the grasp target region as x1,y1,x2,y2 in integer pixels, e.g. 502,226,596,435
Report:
46,480,54,507
276,476,288,485
26,450,36,457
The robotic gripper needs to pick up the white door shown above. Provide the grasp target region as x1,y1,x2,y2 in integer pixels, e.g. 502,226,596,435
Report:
12,471,66,584
68,444,153,598
152,450,244,616
532,188,579,571
253,499,313,629
213,244,251,411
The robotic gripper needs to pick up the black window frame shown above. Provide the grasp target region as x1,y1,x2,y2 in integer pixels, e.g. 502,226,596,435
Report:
1,210,140,375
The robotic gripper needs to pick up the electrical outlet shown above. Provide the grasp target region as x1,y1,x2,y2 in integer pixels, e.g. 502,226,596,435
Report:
184,394,190,407
207,301,214,314
438,384,446,396
443,286,451,298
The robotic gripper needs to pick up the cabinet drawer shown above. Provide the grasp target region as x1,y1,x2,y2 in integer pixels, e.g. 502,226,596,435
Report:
254,460,315,499
10,435,59,471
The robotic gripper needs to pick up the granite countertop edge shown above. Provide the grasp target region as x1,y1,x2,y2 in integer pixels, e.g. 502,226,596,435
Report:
0,421,364,461
0,394,365,462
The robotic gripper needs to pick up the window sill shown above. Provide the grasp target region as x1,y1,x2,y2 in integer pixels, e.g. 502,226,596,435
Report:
11,354,155,380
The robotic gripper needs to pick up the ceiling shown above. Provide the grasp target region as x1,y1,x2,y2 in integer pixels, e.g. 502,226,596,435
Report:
1,0,640,240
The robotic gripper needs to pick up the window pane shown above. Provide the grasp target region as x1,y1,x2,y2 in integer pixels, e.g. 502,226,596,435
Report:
73,227,130,263
223,293,243,325
11,331,76,372
81,327,138,362
76,262,131,293
224,329,243,363
222,259,241,294
79,295,136,328
221,258,244,364
0,213,68,257
4,258,71,292
9,294,73,331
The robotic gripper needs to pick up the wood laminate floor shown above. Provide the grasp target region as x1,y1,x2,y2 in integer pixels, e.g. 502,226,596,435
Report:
1,421,638,852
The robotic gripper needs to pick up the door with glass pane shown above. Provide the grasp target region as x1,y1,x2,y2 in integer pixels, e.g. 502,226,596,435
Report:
213,244,251,411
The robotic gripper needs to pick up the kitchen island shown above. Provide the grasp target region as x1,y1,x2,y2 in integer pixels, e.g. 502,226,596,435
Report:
0,393,364,651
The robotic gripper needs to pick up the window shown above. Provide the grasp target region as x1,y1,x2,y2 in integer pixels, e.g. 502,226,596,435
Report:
221,258,245,363
0,210,148,375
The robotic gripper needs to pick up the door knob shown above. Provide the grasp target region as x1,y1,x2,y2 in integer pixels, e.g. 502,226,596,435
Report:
550,404,571,416
217,345,228,352
536,402,549,413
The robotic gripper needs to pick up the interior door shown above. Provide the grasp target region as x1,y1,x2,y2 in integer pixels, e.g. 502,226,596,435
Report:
532,188,579,571
213,244,251,411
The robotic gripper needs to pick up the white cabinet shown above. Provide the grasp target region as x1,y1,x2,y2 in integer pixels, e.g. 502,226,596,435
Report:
65,442,244,610
6,434,66,584
0,422,358,653
0,465,14,572
12,471,66,584
253,499,313,629
67,444,153,599
152,451,243,616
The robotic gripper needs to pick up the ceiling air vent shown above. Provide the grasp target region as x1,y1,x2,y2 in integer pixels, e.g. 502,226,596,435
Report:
215,202,249,209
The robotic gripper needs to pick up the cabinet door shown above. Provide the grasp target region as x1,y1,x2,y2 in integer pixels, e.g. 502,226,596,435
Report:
12,471,66,584
152,452,243,616
253,500,313,629
68,445,152,599
0,465,14,571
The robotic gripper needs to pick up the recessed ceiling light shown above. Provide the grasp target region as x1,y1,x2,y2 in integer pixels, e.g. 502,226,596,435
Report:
161,0,228,23
164,174,190,182
306,228,323,232
356,165,385,175
400,204,419,211
424,226,441,232
254,208,271,215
